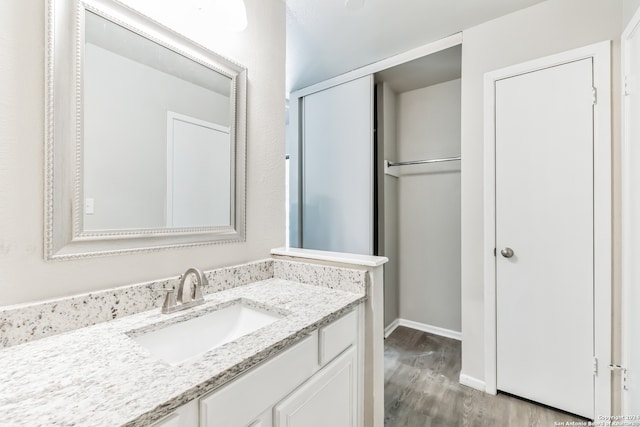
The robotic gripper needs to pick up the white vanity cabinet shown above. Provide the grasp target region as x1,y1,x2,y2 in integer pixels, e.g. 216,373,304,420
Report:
199,332,320,426
150,400,199,427
152,305,363,427
273,346,357,427
201,307,362,427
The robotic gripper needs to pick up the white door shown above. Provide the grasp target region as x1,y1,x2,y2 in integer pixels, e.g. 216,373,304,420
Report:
495,59,594,418
623,11,640,414
301,75,374,255
167,112,230,228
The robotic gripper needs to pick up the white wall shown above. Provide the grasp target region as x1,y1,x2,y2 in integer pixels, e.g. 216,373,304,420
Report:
397,79,461,333
625,0,640,26
380,82,399,328
0,0,285,306
84,43,230,230
460,0,622,386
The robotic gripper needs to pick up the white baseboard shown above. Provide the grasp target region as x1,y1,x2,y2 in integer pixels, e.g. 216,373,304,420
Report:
384,319,400,338
392,318,462,341
459,373,486,392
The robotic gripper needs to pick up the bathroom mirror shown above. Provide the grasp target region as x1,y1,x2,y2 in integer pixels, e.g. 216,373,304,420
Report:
45,0,247,259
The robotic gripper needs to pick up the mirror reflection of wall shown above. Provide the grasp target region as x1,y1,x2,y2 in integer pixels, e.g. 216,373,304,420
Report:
82,10,232,231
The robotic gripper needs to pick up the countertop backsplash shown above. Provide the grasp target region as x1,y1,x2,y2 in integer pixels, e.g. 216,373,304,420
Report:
0,258,368,348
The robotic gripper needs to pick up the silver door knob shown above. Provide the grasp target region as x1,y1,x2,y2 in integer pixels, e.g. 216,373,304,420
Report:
501,247,514,258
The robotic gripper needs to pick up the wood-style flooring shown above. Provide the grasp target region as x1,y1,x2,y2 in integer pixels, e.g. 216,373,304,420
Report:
384,326,587,427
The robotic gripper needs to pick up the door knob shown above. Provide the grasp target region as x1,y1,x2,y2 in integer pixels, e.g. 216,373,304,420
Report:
501,247,514,258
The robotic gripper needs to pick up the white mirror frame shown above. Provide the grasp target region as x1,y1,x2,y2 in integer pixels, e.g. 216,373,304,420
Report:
45,0,247,260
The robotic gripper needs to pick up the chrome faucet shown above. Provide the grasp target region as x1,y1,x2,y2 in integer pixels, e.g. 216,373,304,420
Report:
162,267,206,314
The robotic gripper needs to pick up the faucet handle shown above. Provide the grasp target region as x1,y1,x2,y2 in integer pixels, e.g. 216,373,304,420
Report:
161,288,177,314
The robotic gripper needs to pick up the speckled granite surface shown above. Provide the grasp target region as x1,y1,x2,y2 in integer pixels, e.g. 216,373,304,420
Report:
0,259,367,350
273,259,368,294
0,278,364,427
0,260,275,348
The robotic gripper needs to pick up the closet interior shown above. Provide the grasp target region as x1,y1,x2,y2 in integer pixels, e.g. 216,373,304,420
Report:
375,45,462,338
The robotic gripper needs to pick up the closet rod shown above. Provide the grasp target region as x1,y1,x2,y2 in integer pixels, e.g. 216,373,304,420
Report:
386,156,461,167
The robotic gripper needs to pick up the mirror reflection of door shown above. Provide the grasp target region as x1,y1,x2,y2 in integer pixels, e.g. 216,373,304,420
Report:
166,112,231,228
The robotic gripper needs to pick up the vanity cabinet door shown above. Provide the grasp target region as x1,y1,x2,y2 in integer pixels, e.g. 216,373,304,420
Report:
246,407,273,427
274,346,357,427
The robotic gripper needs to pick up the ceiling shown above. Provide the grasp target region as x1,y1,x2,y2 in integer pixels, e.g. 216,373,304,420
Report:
86,9,231,96
286,0,546,94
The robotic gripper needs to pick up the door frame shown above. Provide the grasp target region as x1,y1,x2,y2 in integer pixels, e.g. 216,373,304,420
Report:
621,8,640,414
483,41,612,416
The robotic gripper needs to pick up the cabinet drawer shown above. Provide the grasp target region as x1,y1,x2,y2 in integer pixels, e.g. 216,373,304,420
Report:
318,310,357,366
200,332,318,427
150,413,182,427
150,400,198,427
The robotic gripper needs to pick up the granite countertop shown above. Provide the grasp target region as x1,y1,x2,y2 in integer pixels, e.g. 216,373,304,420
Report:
0,278,365,427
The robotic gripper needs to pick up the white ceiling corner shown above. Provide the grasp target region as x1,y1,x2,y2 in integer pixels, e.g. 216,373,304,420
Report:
285,0,547,94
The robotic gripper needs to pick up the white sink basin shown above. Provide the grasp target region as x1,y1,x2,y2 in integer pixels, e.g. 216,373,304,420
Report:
131,301,282,365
